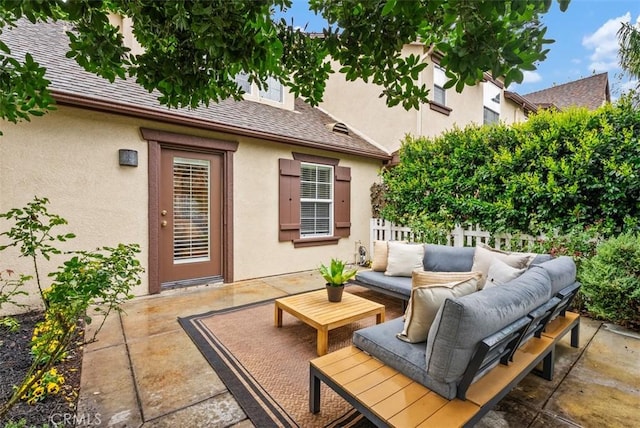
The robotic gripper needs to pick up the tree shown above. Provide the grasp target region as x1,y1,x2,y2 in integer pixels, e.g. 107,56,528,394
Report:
1,0,569,133
618,21,640,80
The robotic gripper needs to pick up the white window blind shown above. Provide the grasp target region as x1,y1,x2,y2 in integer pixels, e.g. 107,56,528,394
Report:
300,163,333,237
173,157,210,263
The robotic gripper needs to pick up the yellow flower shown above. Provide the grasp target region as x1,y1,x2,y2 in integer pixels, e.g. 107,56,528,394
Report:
27,397,37,406
33,386,45,398
47,383,60,394
49,368,58,376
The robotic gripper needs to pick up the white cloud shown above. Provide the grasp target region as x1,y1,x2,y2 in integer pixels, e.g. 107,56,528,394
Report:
582,12,633,72
521,70,542,84
620,78,639,93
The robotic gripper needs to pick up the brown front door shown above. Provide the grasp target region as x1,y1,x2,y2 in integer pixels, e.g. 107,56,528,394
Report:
159,149,222,287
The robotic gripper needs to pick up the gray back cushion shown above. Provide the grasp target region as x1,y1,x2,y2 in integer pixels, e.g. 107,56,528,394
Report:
423,244,475,272
531,253,553,265
538,256,577,295
425,266,552,388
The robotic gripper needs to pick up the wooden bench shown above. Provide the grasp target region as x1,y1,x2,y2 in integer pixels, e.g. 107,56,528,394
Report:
310,311,580,428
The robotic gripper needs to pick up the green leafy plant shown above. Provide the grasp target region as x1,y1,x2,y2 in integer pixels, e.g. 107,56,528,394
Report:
319,258,358,287
0,197,75,309
0,269,29,331
579,232,640,329
0,198,143,419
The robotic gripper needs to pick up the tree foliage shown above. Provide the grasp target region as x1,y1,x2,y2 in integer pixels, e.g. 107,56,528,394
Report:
1,0,569,131
380,99,640,237
618,21,640,80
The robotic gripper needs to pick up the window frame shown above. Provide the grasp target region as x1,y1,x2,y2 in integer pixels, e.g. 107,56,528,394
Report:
299,162,334,238
433,65,447,106
483,81,502,124
429,63,452,115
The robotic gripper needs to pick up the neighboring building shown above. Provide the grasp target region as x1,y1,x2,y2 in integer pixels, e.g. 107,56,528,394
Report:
0,20,390,309
319,44,535,153
523,72,611,111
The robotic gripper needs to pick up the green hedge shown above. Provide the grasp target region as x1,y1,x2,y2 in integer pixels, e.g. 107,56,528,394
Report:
381,99,640,237
579,233,640,328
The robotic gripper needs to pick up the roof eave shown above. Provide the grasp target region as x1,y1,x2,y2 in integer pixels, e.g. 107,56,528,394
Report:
51,90,392,161
504,91,538,114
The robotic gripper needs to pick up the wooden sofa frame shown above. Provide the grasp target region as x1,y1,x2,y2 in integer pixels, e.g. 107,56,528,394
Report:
309,285,581,427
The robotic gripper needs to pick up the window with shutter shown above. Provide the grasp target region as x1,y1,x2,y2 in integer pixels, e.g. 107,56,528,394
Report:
279,156,350,246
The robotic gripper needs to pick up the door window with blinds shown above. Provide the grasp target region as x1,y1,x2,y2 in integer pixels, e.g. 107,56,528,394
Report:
173,157,210,263
300,163,333,238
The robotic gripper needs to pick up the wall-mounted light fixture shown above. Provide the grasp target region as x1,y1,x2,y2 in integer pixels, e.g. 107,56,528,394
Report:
119,149,138,167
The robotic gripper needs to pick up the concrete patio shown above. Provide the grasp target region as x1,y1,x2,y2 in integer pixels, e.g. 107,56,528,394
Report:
77,271,640,428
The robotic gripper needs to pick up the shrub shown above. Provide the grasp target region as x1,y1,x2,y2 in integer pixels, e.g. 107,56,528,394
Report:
380,100,640,237
0,197,143,418
579,233,640,329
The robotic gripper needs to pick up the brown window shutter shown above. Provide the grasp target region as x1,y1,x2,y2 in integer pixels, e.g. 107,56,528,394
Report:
279,158,301,241
334,166,351,237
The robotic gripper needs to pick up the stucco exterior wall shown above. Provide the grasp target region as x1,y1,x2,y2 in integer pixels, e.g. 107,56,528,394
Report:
321,49,528,148
502,99,529,123
1,105,383,313
418,75,485,139
232,138,380,280
0,107,150,312
319,44,426,153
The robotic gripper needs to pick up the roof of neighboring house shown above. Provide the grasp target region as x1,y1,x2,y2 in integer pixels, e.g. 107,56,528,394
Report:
522,72,611,111
3,20,390,160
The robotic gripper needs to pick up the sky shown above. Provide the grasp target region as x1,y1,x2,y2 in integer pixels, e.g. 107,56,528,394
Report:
281,0,640,98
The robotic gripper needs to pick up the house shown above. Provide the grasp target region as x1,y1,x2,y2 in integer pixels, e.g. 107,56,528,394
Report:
319,44,536,153
0,19,390,309
522,72,611,111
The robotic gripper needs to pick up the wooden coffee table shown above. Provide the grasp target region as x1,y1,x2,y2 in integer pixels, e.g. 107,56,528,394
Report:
274,289,385,356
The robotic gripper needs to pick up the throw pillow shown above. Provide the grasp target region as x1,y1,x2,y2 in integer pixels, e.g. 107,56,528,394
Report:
411,270,482,288
483,258,527,289
397,276,479,343
384,242,425,277
471,243,535,289
371,241,389,272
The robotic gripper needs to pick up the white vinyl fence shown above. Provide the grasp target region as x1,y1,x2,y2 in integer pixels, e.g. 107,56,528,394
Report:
369,218,539,256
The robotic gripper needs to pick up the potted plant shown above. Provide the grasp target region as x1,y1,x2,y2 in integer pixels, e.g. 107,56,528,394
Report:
319,258,358,302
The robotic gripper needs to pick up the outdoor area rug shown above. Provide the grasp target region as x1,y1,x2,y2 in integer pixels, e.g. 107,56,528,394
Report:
179,286,404,428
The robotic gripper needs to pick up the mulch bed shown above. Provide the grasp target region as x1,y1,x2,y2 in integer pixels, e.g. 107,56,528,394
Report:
0,311,83,427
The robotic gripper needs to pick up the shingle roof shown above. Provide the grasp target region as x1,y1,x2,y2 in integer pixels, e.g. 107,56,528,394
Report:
522,73,610,111
3,20,390,160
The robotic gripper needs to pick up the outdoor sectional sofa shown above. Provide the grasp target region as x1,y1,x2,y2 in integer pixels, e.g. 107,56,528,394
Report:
310,243,581,427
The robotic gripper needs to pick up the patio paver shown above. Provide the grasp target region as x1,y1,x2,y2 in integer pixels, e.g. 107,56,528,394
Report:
77,270,640,428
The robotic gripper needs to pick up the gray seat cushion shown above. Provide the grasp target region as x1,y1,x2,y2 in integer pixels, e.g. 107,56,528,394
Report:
424,266,552,397
352,318,452,398
423,244,475,272
354,270,412,298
